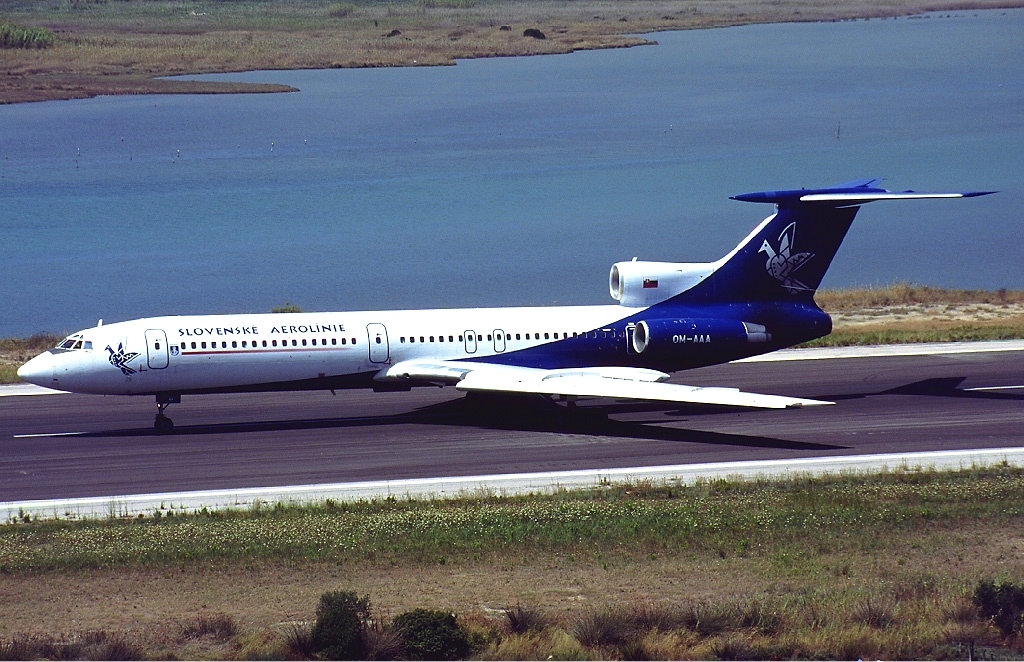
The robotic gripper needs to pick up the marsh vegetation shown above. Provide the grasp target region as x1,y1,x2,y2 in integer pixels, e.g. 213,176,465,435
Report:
3,0,1023,104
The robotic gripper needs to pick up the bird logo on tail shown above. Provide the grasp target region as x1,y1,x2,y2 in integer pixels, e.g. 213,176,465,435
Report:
758,222,814,293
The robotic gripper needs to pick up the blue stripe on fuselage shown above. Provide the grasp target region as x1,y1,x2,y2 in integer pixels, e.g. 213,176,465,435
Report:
463,299,831,372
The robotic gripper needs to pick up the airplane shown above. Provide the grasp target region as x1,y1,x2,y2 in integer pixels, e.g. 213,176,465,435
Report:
18,178,993,433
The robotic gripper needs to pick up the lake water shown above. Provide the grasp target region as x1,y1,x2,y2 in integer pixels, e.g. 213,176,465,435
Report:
1,10,1021,337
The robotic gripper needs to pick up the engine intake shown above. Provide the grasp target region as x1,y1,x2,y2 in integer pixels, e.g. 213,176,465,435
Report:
609,261,715,307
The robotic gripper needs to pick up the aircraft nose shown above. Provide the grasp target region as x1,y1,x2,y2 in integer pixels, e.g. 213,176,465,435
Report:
17,352,54,387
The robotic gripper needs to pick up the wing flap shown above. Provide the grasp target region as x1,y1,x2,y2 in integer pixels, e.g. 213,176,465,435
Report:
378,360,831,409
456,365,832,409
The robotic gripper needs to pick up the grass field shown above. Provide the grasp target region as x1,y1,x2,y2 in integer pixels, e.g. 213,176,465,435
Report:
3,468,1024,658
3,0,1024,104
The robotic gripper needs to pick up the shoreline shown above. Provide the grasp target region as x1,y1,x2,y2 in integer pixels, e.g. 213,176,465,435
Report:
3,0,1024,105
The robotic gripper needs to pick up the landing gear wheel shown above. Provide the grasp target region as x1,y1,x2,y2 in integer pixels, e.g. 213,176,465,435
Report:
154,394,180,434
154,415,174,433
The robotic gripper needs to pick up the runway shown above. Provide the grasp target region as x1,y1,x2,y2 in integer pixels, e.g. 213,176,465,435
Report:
2,345,1024,502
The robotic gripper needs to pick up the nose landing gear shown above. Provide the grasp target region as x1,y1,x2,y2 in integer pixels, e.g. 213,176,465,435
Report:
155,393,181,433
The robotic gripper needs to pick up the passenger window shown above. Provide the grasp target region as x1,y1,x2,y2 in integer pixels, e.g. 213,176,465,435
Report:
477,334,483,341
459,335,463,342
487,334,492,341
342,338,347,345
232,341,237,348
430,336,434,342
332,338,337,345
312,339,317,346
516,334,521,340
201,342,207,349
420,336,425,343
375,337,381,345
351,339,357,345
222,342,228,348
154,341,160,350
272,340,277,347
544,333,549,339
302,339,308,346
292,340,298,347
448,335,454,342
191,342,197,349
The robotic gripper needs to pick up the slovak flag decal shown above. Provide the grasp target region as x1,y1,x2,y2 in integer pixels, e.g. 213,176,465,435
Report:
642,278,659,289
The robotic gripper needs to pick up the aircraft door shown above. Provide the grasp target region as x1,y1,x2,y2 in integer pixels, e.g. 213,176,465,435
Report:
145,329,169,369
493,329,506,353
367,323,389,363
464,330,477,354
625,323,637,354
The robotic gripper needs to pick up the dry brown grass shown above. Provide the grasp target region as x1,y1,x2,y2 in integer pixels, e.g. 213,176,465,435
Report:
815,283,1024,312
3,0,1023,104
0,523,1014,658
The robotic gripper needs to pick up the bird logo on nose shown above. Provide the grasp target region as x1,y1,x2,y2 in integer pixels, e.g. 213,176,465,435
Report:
105,342,141,376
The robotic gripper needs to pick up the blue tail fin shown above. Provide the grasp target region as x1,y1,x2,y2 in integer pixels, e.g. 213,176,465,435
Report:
671,179,995,305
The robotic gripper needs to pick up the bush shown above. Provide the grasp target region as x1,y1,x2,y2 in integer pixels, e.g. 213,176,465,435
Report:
504,603,547,634
973,579,1024,637
0,23,55,49
571,608,630,648
311,591,371,660
393,608,470,660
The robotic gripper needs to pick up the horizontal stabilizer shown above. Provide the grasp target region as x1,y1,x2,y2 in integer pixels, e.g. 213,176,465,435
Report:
732,179,996,207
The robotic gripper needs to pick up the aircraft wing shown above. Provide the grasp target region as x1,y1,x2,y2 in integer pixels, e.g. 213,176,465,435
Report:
377,360,832,409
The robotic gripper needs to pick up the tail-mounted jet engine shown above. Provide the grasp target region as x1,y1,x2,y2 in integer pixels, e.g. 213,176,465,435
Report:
631,318,770,355
609,260,715,307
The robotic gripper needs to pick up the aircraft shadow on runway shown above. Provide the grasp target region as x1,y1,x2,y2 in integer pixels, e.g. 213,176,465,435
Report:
817,376,1024,402
81,394,844,451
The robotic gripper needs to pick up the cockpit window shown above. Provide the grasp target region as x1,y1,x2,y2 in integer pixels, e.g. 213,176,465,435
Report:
56,334,90,351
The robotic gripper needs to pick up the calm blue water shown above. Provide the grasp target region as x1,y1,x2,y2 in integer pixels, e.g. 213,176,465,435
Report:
1,10,1021,337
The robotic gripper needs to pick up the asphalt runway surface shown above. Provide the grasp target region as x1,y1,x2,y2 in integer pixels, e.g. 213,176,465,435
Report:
2,350,1024,501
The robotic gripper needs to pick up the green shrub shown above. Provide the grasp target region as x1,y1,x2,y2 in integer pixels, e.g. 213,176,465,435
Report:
0,23,55,49
311,591,371,660
972,579,1024,637
393,608,470,661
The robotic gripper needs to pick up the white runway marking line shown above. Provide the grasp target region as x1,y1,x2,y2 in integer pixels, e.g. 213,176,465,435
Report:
0,384,68,397
12,432,86,439
964,385,1024,391
5,446,1024,522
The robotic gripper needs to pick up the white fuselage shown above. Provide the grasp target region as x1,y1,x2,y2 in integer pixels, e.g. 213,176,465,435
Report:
22,304,644,396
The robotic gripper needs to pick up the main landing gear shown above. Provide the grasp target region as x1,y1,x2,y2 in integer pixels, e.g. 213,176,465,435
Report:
155,393,181,433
